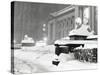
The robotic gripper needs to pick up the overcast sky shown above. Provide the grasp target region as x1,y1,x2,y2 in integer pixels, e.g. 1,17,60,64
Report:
13,1,69,43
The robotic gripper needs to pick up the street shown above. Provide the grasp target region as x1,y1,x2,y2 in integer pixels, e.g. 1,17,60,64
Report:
14,45,97,74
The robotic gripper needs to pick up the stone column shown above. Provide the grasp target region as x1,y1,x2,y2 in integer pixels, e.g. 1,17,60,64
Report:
94,7,97,34
47,21,50,44
75,6,79,28
75,6,79,18
79,7,84,24
53,19,56,42
89,6,95,31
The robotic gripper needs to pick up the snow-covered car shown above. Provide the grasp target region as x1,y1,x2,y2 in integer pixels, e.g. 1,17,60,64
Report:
21,35,35,47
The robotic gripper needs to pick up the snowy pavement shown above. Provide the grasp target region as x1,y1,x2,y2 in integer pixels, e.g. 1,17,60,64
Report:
14,45,97,74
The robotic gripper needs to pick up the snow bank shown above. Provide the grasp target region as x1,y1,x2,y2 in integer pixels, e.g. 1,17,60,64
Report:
58,53,75,63
14,47,97,74
14,58,33,74
21,45,55,53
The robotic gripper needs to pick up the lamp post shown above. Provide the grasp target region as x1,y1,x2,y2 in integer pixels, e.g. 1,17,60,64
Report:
42,24,47,42
43,24,46,31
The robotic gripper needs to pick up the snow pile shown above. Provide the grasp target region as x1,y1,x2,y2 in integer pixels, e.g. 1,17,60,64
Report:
87,35,98,39
14,57,49,74
57,53,74,63
84,43,98,49
75,43,97,49
56,60,97,71
35,40,46,46
45,45,55,53
54,39,69,44
14,46,97,74
21,45,55,53
54,36,70,44
14,58,33,74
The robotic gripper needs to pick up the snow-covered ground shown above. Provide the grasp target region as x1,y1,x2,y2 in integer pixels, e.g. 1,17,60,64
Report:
14,45,97,74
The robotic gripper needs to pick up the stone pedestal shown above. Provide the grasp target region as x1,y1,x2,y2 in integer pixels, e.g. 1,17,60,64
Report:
69,35,87,40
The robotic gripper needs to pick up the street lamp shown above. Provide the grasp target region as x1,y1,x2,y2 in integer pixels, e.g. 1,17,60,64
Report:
13,40,16,44
43,37,47,42
43,24,46,31
43,24,46,27
43,28,46,31
42,24,47,43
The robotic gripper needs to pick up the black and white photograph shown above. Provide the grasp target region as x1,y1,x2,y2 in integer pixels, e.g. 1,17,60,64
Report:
11,1,98,74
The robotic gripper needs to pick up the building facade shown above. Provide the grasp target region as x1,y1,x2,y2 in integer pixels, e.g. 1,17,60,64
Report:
47,5,97,44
